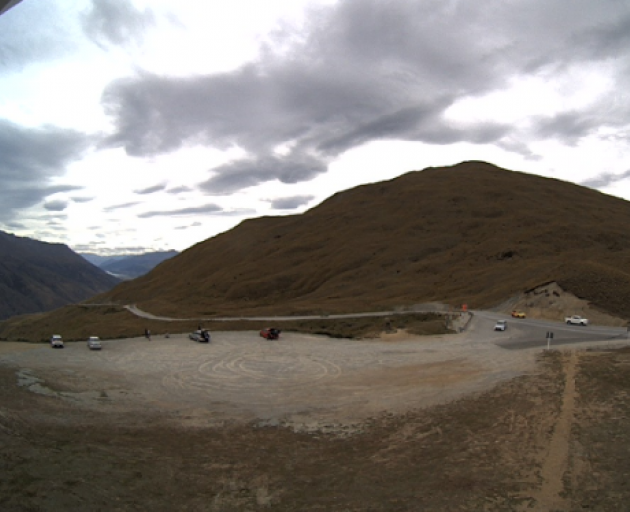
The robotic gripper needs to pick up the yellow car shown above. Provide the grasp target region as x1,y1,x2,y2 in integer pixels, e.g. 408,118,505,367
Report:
511,311,526,319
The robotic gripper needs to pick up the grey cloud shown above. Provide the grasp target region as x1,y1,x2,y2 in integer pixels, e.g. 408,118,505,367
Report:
104,201,140,212
270,195,315,210
569,12,630,61
33,230,67,241
38,213,68,221
581,169,630,189
166,185,192,194
534,111,600,144
81,0,155,48
134,183,167,195
175,221,202,230
0,120,89,222
138,204,223,218
72,244,98,252
496,139,541,160
79,246,148,256
43,199,68,212
3,221,26,229
101,0,630,193
316,103,446,153
200,154,327,195
71,196,94,203
44,223,66,231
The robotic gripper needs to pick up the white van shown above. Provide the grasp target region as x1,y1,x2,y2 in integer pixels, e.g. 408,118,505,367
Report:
50,334,64,348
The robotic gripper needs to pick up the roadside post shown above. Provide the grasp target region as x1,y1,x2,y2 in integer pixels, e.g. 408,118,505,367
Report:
546,331,554,350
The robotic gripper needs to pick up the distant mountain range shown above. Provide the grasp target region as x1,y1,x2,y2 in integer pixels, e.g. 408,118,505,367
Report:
0,230,120,320
80,251,179,280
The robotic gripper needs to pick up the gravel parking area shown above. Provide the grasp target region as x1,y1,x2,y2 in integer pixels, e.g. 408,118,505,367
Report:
1,320,543,432
4,317,630,510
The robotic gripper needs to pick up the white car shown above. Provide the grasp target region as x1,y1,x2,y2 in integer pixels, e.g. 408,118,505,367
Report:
494,320,507,331
50,334,64,348
565,315,589,326
87,336,102,350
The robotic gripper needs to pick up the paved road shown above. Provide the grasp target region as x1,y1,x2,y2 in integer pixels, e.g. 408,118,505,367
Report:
123,303,628,350
473,310,628,350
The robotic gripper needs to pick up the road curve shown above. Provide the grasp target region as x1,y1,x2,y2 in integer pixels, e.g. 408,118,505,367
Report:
123,304,453,322
121,304,628,350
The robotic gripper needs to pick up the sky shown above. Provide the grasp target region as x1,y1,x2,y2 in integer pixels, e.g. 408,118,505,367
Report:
1,0,630,255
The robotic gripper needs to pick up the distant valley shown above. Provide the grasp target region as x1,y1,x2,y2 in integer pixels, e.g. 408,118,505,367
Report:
80,250,179,280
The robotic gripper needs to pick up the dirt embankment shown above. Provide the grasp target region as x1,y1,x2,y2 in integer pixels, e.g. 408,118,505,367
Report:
495,282,628,326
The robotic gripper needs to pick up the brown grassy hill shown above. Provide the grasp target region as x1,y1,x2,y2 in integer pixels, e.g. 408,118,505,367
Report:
0,231,120,320
91,161,630,320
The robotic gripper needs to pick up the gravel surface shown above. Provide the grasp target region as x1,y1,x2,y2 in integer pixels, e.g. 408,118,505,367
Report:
4,313,621,432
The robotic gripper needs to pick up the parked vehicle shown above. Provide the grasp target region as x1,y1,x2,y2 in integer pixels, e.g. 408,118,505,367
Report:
494,320,507,331
50,334,64,349
260,327,281,340
189,330,210,342
87,336,102,350
565,315,589,326
511,311,526,319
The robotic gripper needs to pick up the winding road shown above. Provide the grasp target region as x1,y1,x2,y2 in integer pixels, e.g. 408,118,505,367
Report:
123,303,628,350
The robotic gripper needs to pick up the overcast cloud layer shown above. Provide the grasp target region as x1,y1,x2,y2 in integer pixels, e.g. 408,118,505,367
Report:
1,0,630,253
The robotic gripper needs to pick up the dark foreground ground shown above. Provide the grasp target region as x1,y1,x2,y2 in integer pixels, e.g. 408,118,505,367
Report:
1,347,629,511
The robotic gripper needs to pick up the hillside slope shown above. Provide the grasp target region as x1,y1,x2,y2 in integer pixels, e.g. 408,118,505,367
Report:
94,161,630,318
0,231,120,320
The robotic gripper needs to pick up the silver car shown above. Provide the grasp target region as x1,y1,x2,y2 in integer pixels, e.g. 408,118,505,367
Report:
494,320,507,331
87,336,102,350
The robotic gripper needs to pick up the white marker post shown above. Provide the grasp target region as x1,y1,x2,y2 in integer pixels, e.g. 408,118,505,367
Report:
546,331,554,350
